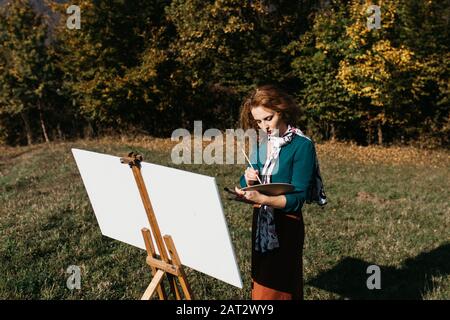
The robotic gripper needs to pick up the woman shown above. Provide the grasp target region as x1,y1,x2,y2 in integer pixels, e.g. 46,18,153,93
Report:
234,84,318,300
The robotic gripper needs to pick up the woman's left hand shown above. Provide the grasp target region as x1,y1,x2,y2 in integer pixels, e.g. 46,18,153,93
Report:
234,187,266,205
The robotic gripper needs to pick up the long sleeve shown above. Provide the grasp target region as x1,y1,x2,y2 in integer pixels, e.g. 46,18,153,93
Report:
239,173,248,188
282,139,316,213
239,145,260,188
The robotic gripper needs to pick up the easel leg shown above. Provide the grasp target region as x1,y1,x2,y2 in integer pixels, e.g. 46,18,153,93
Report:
142,228,181,299
141,228,167,300
164,235,194,300
141,269,165,300
168,275,182,300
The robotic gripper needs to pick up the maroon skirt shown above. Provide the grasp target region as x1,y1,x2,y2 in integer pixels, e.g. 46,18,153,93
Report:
251,207,305,300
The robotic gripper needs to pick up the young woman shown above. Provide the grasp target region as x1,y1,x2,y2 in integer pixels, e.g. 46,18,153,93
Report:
234,84,318,300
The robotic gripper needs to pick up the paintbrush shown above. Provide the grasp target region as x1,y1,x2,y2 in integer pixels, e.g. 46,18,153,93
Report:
241,148,263,185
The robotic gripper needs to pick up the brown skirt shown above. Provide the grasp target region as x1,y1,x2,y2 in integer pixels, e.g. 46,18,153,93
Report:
251,207,305,300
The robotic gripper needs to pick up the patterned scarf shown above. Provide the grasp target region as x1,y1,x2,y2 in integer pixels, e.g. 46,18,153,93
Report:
255,125,307,253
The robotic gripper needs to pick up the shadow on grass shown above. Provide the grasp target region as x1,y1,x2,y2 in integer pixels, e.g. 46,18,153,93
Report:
308,242,450,299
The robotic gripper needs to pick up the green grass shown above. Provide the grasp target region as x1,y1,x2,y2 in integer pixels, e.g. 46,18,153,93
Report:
0,139,449,300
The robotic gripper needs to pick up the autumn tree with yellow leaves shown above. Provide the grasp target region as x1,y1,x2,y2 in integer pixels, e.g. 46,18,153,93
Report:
336,1,420,145
288,0,448,146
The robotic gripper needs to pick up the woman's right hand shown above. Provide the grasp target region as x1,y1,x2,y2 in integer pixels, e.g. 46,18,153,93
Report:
244,167,260,186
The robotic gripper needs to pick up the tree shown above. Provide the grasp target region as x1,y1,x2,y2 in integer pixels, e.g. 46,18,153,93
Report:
165,0,318,129
50,0,172,135
395,0,450,146
0,0,61,145
336,0,420,145
285,2,363,141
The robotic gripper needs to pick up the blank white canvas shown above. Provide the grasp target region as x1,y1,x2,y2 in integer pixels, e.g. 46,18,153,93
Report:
71,148,242,289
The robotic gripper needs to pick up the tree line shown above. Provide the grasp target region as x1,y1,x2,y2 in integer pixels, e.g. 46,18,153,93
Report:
0,0,448,147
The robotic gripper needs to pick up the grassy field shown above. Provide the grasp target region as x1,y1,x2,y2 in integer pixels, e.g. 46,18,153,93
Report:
0,137,449,300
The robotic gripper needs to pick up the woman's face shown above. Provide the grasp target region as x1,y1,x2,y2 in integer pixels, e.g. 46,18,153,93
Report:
251,106,287,136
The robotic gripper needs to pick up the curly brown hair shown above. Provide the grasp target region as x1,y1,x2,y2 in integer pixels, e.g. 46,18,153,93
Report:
239,84,301,131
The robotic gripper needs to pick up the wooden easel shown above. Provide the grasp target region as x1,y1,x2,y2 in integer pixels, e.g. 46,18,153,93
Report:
120,152,194,300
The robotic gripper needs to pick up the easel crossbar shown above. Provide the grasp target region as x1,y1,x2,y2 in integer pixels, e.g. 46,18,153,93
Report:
146,256,180,276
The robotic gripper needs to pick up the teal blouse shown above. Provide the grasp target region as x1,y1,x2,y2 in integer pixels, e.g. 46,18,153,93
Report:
239,134,317,213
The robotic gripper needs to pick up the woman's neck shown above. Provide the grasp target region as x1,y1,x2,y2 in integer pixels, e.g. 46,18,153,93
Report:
278,123,289,137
